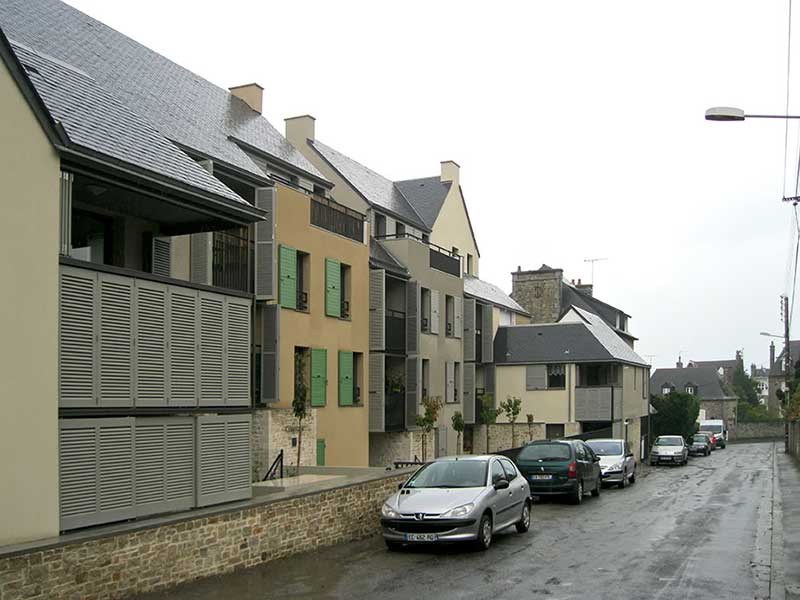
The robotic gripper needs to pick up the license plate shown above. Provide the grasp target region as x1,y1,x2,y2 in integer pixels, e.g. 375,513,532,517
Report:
405,533,437,542
530,474,553,480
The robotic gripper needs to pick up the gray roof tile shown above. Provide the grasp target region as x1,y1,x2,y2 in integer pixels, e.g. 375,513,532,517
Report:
650,367,735,400
370,238,408,277
464,275,528,314
394,176,450,229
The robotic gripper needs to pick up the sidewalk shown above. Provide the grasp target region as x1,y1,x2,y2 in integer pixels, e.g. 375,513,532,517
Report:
778,448,800,599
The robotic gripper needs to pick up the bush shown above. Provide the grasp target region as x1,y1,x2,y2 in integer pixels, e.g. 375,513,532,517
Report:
738,400,782,423
651,391,700,440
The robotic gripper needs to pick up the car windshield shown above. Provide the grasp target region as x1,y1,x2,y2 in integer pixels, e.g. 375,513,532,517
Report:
692,435,708,443
518,443,571,461
587,441,623,456
405,460,487,488
655,437,684,446
703,424,723,433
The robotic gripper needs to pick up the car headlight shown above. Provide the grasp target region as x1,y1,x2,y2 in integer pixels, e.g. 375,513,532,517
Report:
441,503,475,518
609,461,623,471
382,503,399,519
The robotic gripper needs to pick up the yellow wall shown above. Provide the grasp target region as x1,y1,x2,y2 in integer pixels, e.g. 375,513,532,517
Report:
430,183,480,277
0,59,61,544
495,364,578,424
622,365,649,420
274,183,370,467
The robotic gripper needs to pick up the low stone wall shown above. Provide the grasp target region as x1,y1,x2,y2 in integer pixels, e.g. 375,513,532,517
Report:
0,472,405,600
732,421,785,441
369,430,435,467
472,423,547,454
252,407,318,480
789,421,800,457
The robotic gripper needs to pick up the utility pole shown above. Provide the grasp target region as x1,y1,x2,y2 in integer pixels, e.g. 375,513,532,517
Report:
783,294,791,452
584,257,608,285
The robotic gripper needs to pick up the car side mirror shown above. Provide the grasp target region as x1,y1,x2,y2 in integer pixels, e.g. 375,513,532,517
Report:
626,453,634,458
493,478,510,490
398,483,404,490
593,456,601,463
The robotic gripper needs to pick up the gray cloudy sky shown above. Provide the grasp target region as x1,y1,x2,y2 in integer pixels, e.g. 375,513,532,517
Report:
66,0,798,370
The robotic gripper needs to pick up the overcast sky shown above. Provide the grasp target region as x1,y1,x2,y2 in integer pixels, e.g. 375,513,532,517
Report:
66,0,798,370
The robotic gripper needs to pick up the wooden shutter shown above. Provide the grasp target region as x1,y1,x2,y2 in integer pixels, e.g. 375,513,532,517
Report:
484,365,496,397
279,245,297,309
339,351,354,406
446,361,455,403
261,304,280,404
429,290,440,334
369,269,386,351
196,414,252,507
135,279,167,407
406,356,421,429
190,232,213,285
59,171,73,256
481,305,494,363
406,280,420,355
369,353,385,432
325,258,342,317
199,293,224,406
152,237,172,277
454,297,463,339
311,348,327,406
526,365,548,390
226,298,251,406
59,266,96,407
254,187,276,299
463,298,476,362
463,363,476,424
168,287,197,407
99,273,134,407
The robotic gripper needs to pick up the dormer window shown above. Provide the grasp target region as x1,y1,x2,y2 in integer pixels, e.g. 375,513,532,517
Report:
662,385,673,395
685,385,695,395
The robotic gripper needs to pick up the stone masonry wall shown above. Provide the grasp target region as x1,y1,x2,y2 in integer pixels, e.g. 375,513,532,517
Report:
251,408,269,481
731,421,785,440
252,407,317,478
700,399,738,437
472,423,547,454
510,267,563,324
0,472,407,600
369,430,436,467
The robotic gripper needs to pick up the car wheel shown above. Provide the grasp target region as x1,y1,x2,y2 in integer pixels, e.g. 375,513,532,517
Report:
475,512,493,550
385,540,403,552
571,480,584,505
618,471,627,489
516,500,531,533
629,470,636,484
591,479,601,497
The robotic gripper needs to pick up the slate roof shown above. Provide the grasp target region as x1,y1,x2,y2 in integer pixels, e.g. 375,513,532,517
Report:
494,306,647,366
650,367,735,401
0,0,326,183
688,359,738,371
560,283,635,340
394,176,451,229
370,238,408,278
308,139,429,231
770,340,800,376
7,40,245,205
464,276,528,315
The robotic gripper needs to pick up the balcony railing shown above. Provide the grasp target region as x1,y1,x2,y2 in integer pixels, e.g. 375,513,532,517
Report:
375,232,461,277
574,386,623,422
311,197,365,242
212,228,252,293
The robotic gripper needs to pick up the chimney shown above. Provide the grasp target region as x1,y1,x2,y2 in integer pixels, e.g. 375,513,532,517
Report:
510,264,563,323
676,355,683,369
751,363,756,378
770,341,776,367
285,114,316,146
229,83,264,114
440,160,460,186
576,281,594,297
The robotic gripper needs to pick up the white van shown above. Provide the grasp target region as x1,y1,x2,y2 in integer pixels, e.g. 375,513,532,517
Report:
698,419,726,449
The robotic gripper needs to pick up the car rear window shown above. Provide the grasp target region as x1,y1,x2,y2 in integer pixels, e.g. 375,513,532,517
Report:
518,443,571,461
655,436,684,446
587,441,622,456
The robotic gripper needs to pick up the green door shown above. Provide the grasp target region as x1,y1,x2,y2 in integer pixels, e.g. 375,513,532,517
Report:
316,439,326,466
338,351,354,406
310,348,327,406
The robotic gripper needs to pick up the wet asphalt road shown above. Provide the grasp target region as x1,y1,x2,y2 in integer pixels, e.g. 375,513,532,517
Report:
138,442,781,600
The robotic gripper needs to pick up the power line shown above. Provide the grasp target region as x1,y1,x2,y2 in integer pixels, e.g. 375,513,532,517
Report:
785,0,794,197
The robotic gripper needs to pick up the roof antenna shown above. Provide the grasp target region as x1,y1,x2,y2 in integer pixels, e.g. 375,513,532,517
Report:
583,257,608,287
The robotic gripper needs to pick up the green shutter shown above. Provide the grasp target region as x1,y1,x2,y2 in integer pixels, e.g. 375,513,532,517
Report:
279,246,297,309
311,348,327,406
338,351,354,406
325,258,341,317
316,439,326,466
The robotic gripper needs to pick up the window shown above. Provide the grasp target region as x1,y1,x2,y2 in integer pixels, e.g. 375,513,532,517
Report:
396,222,406,237
500,458,517,480
279,246,309,311
70,209,113,265
466,253,474,275
421,233,430,244
452,246,459,256
547,364,566,389
445,294,455,336
546,424,565,439
454,362,461,404
341,263,351,318
662,385,672,395
297,251,310,311
375,213,387,238
325,258,350,319
685,385,695,395
294,347,310,406
422,359,430,398
310,348,327,406
338,351,361,406
579,364,620,386
491,460,505,485
421,288,431,332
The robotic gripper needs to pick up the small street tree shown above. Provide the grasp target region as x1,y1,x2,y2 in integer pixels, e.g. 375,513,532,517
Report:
651,391,699,440
292,351,309,475
451,411,464,455
731,362,759,406
479,394,500,453
526,413,535,442
415,396,443,461
499,395,522,446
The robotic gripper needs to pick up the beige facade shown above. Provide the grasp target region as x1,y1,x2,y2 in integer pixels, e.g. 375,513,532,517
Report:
429,162,480,277
0,59,61,545
272,183,370,467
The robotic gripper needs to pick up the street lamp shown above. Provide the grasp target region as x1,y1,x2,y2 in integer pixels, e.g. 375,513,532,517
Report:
761,331,783,338
705,106,800,121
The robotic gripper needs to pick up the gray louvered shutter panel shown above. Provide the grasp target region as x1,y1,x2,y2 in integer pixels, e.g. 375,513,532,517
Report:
152,237,172,277
199,293,224,406
446,361,455,403
99,273,134,407
369,269,386,351
406,280,420,355
166,419,196,505
430,290,440,334
196,414,252,507
482,305,494,363
463,363,476,424
168,287,197,407
59,266,97,407
261,304,280,404
369,353,385,432
226,298,251,406
484,365,496,397
59,171,72,256
226,415,252,498
406,357,420,429
463,298,476,362
59,420,98,528
135,280,167,407
454,297,463,339
526,365,547,390
190,232,213,285
98,421,135,517
254,187,276,299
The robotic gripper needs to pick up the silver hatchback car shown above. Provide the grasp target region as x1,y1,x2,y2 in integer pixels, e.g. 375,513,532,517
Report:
380,455,531,551
586,438,637,488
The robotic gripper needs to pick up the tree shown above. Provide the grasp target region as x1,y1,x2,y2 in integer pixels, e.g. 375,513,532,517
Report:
731,362,759,406
526,414,535,442
499,395,522,446
292,350,309,475
415,396,443,461
651,391,700,440
479,394,501,453
451,411,465,455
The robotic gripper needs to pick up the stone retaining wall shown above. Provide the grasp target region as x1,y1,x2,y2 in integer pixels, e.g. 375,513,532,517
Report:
0,472,405,600
788,421,800,457
732,421,785,441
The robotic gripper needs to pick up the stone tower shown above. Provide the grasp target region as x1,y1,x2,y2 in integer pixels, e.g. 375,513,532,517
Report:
510,264,563,323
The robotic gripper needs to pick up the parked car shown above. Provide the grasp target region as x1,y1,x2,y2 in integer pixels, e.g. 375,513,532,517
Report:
586,439,636,488
649,435,689,466
698,430,717,451
380,455,531,551
699,419,727,448
688,433,712,456
516,439,602,504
